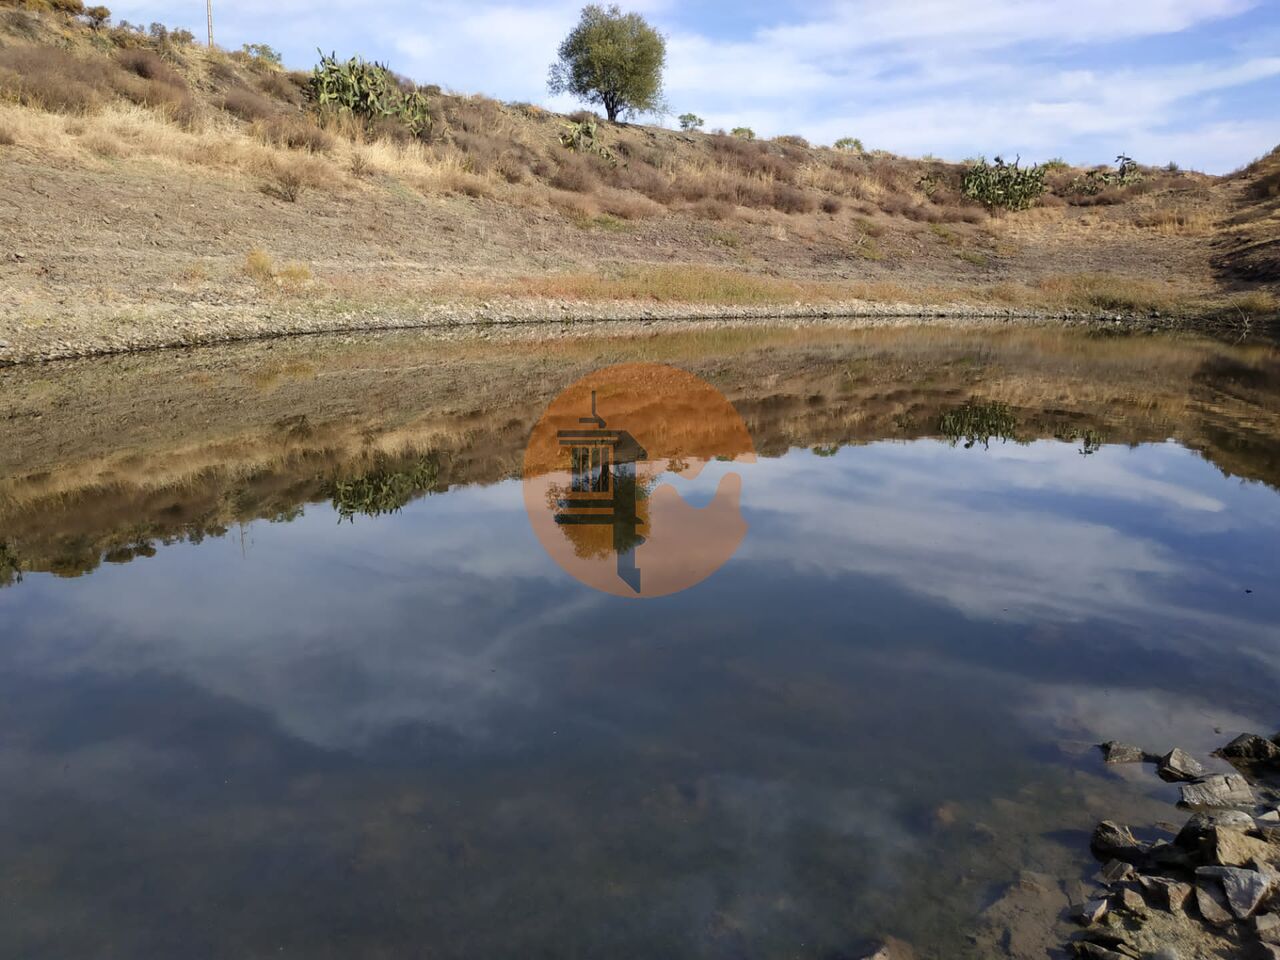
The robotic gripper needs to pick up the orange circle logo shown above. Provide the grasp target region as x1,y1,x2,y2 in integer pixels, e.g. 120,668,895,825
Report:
523,363,755,598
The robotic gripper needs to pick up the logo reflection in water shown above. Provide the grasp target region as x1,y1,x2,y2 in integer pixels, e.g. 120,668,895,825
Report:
522,363,755,598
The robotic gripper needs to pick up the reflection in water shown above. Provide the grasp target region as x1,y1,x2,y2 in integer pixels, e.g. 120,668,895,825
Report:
1,326,1279,958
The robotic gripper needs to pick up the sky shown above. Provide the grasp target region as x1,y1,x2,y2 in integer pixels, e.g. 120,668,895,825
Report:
107,1,1279,173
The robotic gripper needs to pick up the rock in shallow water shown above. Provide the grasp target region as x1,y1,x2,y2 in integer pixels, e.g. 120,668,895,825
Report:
1099,740,1147,764
1092,821,1147,863
1218,733,1280,763
1158,747,1205,782
1179,774,1255,808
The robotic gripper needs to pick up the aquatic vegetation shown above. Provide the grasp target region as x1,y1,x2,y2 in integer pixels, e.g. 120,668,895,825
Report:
939,400,1021,449
0,538,22,587
329,456,440,522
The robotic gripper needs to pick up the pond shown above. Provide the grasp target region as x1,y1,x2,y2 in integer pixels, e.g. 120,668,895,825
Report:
1,324,1278,958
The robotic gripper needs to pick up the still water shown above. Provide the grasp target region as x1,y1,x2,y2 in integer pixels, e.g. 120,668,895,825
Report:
1,325,1278,958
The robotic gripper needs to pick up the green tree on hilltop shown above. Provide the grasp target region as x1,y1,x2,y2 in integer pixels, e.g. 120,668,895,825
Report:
548,4,666,122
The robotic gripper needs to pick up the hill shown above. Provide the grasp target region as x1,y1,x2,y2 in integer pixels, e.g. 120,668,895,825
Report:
0,1,1277,363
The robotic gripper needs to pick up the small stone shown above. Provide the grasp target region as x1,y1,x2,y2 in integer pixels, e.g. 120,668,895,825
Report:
1137,875,1192,914
1179,774,1255,808
1099,859,1134,884
1218,733,1280,763
1099,741,1147,764
1091,821,1147,864
1195,881,1233,926
1073,942,1126,960
1148,949,1181,960
1117,887,1147,914
1157,748,1205,782
1259,810,1280,823
1257,913,1280,945
1076,898,1110,925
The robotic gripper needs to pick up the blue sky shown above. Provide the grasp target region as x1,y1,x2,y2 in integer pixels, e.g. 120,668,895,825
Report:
110,1,1279,173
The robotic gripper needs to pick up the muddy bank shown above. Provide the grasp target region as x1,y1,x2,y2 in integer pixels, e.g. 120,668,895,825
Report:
0,297,1260,366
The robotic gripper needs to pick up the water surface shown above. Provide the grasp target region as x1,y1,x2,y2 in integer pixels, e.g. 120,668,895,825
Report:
2,325,1278,959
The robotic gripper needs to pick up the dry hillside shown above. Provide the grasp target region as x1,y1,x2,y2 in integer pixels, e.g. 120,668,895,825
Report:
0,1,1278,362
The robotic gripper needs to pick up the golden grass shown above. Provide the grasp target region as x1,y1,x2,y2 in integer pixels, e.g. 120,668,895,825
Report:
244,249,312,290
1132,207,1216,235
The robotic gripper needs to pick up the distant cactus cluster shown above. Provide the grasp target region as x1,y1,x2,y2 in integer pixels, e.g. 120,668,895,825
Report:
309,51,433,138
1069,154,1145,196
961,156,1048,211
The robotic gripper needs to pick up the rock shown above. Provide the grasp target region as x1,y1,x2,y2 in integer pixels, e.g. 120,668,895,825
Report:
1157,748,1205,782
1098,859,1135,884
1262,946,1280,960
1175,811,1245,849
1116,887,1147,915
1219,867,1271,919
1218,733,1280,763
1092,821,1148,864
1073,943,1126,960
1100,741,1147,764
1195,881,1234,926
1257,913,1280,945
1147,949,1180,960
1075,898,1110,925
1260,810,1280,823
1179,774,1255,808
1208,827,1276,867
1138,875,1193,914
858,937,915,960
1143,839,1194,872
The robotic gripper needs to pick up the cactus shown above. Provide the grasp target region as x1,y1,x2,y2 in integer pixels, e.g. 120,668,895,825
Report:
961,155,1048,211
309,50,434,139
559,118,616,165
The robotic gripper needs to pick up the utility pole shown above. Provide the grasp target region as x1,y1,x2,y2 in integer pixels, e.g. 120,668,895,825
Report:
206,0,213,48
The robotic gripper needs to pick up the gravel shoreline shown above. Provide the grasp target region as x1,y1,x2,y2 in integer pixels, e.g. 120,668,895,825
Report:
0,297,1198,366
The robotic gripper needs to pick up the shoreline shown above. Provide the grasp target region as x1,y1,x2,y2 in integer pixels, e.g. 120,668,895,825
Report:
0,298,1255,366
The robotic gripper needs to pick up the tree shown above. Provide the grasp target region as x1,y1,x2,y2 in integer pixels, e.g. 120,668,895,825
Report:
83,4,110,28
834,137,864,153
678,112,703,131
731,127,755,140
548,4,665,123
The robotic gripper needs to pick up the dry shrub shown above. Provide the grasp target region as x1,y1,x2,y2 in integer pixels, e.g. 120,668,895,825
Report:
692,198,733,220
771,183,816,214
1133,207,1214,235
597,189,662,220
244,248,275,281
611,161,676,203
1032,273,1177,314
549,153,599,193
0,45,112,112
116,49,184,87
258,70,302,105
255,115,334,153
0,123,14,146
82,130,125,157
447,95,504,135
708,134,797,182
547,187,599,220
821,196,842,215
1250,168,1280,201
218,87,277,123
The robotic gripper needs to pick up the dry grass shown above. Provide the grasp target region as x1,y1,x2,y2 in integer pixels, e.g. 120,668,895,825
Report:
1132,207,1215,235
244,249,312,290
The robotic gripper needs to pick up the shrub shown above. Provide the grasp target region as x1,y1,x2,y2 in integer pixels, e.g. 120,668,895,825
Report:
678,112,703,131
258,70,302,104
218,87,276,122
256,115,334,152
774,134,809,148
244,248,275,280
771,183,815,214
961,156,1048,211
241,43,283,67
731,126,755,140
49,0,85,13
821,196,842,214
692,198,733,220
0,125,14,147
834,137,863,152
0,45,113,113
83,4,109,27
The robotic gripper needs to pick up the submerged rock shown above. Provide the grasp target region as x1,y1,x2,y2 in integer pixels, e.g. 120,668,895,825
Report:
857,938,915,960
1092,821,1147,864
1099,741,1147,764
1157,748,1205,783
1218,733,1280,763
1179,774,1255,808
